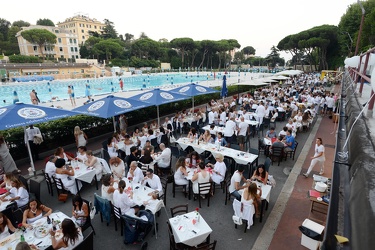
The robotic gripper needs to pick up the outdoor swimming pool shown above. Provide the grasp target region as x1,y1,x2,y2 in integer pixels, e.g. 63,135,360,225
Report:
0,73,216,105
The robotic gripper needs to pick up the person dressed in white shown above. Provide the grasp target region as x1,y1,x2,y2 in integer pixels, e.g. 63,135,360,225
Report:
25,124,42,160
223,116,237,147
174,157,189,189
208,110,215,125
303,137,326,177
85,150,103,181
219,108,227,126
153,143,171,169
143,169,163,195
207,154,226,185
109,157,125,181
237,116,248,151
54,158,82,195
229,166,248,201
0,178,29,207
255,101,266,126
76,146,88,163
191,162,211,196
45,156,57,179
126,161,144,184
113,180,136,215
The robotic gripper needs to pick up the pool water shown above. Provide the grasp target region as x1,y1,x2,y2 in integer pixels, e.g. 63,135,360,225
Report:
1,73,215,105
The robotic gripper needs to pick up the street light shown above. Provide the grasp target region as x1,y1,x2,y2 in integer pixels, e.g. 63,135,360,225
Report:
342,31,353,56
354,0,365,56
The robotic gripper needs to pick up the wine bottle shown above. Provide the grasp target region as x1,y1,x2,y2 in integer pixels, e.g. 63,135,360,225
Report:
47,216,51,224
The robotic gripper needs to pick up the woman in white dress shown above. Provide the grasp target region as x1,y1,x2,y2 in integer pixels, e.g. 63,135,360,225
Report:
101,174,115,203
241,182,261,216
74,126,88,148
207,154,226,185
174,157,189,189
0,212,15,240
49,218,83,250
55,158,82,195
55,147,74,162
109,157,125,181
0,178,29,207
191,162,211,196
107,137,119,158
76,146,88,163
0,135,18,173
22,198,52,228
71,195,89,227
113,180,136,215
85,150,103,181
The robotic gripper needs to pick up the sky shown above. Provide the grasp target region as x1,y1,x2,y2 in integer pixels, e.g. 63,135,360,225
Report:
2,0,357,61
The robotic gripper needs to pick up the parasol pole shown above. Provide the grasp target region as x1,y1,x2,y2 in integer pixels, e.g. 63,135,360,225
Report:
157,106,160,126
113,117,116,132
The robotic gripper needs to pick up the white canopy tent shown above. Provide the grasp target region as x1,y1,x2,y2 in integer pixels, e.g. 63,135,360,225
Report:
234,79,270,86
275,70,303,76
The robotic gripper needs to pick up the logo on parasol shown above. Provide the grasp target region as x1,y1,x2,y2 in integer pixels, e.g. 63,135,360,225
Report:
88,101,105,112
160,92,174,100
196,86,207,92
17,108,46,119
114,100,132,109
178,87,190,93
140,93,153,101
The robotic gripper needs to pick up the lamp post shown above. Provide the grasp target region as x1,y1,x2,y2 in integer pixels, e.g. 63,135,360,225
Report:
354,0,365,56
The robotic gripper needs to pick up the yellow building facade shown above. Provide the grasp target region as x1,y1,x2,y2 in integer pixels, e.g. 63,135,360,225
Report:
57,15,104,45
16,25,80,61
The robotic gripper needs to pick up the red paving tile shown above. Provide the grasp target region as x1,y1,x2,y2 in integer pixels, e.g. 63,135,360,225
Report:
269,113,338,250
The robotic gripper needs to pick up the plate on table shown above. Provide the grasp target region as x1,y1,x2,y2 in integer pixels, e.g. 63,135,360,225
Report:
26,235,34,241
32,217,47,227
34,225,49,238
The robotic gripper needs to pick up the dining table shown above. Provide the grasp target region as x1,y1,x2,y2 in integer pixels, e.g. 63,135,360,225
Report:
169,211,213,247
234,118,259,126
176,138,258,165
114,180,156,206
202,125,224,135
71,161,98,193
0,211,70,250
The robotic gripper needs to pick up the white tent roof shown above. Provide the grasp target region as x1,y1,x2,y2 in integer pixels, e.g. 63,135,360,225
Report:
275,70,303,76
234,79,269,86
262,78,279,83
270,75,290,80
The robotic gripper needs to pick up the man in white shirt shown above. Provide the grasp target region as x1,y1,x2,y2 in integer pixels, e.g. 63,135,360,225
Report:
208,110,215,124
229,165,248,201
162,117,173,131
127,161,144,184
154,143,171,169
237,116,248,151
255,101,266,126
143,169,163,195
45,156,57,180
25,124,42,160
219,108,226,127
138,133,148,150
223,116,237,148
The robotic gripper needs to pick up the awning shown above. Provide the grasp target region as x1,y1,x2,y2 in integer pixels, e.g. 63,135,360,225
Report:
22,69,41,73
41,69,58,72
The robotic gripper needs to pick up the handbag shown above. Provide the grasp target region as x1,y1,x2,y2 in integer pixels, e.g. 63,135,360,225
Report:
232,215,243,225
89,201,96,220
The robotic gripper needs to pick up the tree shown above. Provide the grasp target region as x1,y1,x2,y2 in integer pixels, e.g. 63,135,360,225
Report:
242,46,256,56
170,38,195,69
93,39,123,61
0,18,11,41
124,33,134,42
139,32,148,39
265,46,285,68
36,18,55,26
21,29,57,59
197,40,215,69
234,51,245,67
79,45,90,58
12,20,30,28
101,19,118,39
131,38,160,60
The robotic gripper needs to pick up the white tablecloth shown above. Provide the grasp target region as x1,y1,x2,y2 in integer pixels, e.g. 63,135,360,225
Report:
169,211,212,247
235,118,259,126
177,138,258,165
114,181,155,206
73,163,97,183
1,211,70,249
264,138,272,146
202,125,224,135
0,199,11,212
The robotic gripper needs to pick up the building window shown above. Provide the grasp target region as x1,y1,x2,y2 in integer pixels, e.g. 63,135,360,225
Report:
89,25,91,28
94,25,97,29
82,36,85,39
73,39,76,43
58,38,61,43
59,47,63,52
81,29,84,33
54,30,59,33
76,55,79,59
69,38,72,43
86,24,88,28
81,69,84,73
61,55,64,58
79,24,81,27
33,46,37,51
74,47,78,52
70,47,74,52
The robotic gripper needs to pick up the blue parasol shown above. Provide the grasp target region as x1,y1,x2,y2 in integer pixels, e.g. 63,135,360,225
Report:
221,74,228,100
